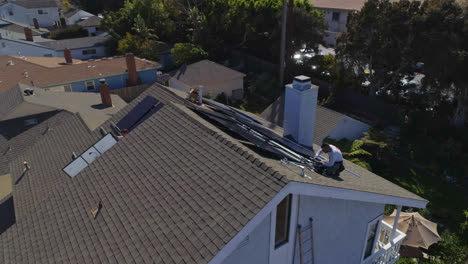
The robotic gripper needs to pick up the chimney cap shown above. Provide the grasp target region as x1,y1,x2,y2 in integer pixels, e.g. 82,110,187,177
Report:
99,78,106,84
293,75,311,83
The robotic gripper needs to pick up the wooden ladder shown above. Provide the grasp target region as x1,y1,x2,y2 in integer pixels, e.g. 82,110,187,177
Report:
297,218,315,264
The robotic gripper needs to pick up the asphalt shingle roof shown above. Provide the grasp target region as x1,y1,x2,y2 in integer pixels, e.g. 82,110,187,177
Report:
37,35,107,51
77,16,102,27
0,84,23,120
260,94,346,144
0,110,73,176
2,0,57,8
0,84,425,263
0,84,285,263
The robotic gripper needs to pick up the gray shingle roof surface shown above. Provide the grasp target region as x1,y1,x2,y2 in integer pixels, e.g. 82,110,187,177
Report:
0,110,73,176
0,84,286,263
77,16,102,27
0,85,23,120
37,35,107,50
0,84,425,263
260,94,346,144
3,0,57,8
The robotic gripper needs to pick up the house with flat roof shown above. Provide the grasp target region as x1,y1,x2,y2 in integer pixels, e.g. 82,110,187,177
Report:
0,76,426,263
170,60,246,100
261,94,371,145
0,0,60,28
0,54,161,93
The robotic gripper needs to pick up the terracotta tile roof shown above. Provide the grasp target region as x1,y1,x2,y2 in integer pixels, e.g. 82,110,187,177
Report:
0,84,425,263
0,55,160,93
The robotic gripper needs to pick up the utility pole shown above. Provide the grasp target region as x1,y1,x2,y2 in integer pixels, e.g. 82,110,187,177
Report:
279,0,288,86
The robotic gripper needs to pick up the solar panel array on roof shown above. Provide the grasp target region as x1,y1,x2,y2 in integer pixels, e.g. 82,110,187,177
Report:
116,96,164,131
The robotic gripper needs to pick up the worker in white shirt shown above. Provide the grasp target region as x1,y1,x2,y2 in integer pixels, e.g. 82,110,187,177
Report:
314,143,345,176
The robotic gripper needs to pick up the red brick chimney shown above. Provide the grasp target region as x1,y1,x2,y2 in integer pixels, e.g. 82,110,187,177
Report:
33,18,39,29
126,53,140,87
24,27,33,41
64,48,73,64
99,79,112,106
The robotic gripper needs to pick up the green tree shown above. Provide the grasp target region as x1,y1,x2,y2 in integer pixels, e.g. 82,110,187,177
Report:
337,0,421,96
62,1,72,12
171,43,208,66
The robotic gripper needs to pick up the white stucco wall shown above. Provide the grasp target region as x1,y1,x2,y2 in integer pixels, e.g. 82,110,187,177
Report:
327,116,371,142
0,4,59,27
54,46,106,60
293,196,384,264
316,8,349,46
0,38,55,56
223,213,271,264
168,78,191,93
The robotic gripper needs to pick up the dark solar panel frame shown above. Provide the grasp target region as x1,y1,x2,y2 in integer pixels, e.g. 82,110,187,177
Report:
116,96,159,130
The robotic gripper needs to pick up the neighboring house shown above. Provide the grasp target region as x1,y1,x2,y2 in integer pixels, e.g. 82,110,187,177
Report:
0,18,49,41
0,0,60,27
77,15,103,36
170,60,246,99
261,93,371,145
0,79,426,263
0,31,107,59
0,54,161,93
309,0,365,46
62,8,93,25
0,84,127,129
37,34,107,59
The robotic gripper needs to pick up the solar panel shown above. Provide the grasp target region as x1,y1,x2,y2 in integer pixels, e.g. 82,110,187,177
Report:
63,157,88,178
130,102,164,130
116,96,159,130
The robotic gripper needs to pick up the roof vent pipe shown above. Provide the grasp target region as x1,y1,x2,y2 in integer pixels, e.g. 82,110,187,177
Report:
198,85,204,105
283,75,318,147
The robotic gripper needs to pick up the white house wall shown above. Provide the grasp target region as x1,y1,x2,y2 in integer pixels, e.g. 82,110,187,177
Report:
294,195,384,264
316,8,350,46
327,116,371,142
0,38,55,56
65,10,94,25
0,4,59,27
54,46,106,60
222,213,271,264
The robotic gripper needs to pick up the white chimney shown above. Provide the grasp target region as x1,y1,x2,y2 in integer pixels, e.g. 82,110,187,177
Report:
283,75,319,147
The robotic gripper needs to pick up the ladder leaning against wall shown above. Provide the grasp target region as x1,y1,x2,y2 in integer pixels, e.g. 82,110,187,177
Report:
296,217,315,264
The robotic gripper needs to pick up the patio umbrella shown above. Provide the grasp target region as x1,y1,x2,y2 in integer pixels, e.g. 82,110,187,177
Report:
383,210,441,249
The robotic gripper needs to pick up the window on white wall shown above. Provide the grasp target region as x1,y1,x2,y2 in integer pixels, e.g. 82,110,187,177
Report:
38,10,48,14
82,49,97,55
332,12,340,21
362,215,382,261
9,11,14,16
274,194,292,248
1,42,5,48
85,80,95,90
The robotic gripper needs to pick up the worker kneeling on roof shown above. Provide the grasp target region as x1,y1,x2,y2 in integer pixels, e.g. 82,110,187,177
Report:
314,143,345,177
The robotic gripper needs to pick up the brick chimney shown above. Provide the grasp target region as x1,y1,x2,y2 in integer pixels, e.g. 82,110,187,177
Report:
126,53,140,87
283,75,319,147
99,79,112,106
33,18,39,29
24,27,33,41
64,48,72,64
